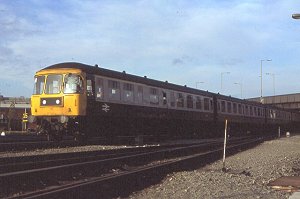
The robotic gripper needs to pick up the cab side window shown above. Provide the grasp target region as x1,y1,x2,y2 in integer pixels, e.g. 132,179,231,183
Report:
64,74,83,94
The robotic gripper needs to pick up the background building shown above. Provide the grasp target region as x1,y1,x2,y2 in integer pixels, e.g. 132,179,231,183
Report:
0,95,30,131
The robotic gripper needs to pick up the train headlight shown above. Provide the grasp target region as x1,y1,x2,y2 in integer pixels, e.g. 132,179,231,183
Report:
40,97,62,106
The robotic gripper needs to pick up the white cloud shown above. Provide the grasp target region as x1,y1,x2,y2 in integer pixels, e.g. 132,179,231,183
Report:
0,0,300,97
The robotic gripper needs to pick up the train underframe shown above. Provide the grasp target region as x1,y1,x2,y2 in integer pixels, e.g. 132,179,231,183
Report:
33,116,86,141
30,103,295,143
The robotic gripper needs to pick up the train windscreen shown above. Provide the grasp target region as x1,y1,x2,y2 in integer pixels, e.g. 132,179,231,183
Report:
45,75,63,94
33,75,45,95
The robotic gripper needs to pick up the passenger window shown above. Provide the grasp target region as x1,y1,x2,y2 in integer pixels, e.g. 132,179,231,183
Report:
177,93,184,108
250,106,253,116
123,82,134,102
227,102,232,113
95,78,104,100
204,98,210,111
245,105,249,115
254,107,257,116
238,104,242,114
196,96,202,109
187,95,193,109
135,85,143,104
221,101,226,112
210,100,213,111
108,80,120,100
233,103,237,114
170,92,175,107
150,88,159,105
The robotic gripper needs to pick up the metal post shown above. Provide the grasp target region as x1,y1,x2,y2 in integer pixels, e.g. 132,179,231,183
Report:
24,108,27,132
260,60,262,101
222,119,228,171
260,59,272,103
272,74,275,104
278,126,281,138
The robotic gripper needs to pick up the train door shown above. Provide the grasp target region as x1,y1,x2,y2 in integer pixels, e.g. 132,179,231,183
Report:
161,89,168,107
85,74,96,116
213,95,218,123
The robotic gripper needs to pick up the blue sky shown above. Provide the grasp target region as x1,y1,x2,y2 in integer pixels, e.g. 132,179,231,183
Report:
0,0,300,98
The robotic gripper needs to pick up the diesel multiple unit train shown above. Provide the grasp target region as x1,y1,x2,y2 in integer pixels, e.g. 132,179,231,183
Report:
30,62,300,141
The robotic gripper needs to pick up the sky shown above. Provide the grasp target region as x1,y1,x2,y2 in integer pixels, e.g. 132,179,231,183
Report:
0,0,300,99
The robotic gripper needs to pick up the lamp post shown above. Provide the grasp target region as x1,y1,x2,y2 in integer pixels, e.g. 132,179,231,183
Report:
234,82,243,98
292,14,300,19
196,81,204,89
221,72,230,93
260,59,272,103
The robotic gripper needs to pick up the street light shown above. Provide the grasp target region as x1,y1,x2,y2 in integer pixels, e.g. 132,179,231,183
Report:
234,82,243,99
292,14,300,19
221,72,230,93
195,81,204,89
260,59,272,103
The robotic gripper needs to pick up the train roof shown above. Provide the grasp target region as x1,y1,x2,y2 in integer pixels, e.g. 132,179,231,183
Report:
42,62,263,106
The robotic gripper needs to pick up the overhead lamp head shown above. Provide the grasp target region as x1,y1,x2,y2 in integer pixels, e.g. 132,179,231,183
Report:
292,14,300,19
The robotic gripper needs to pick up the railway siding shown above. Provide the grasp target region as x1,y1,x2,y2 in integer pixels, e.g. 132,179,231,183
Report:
129,135,300,199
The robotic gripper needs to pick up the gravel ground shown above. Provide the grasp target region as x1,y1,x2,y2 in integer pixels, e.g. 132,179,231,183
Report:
128,135,300,199
0,144,156,158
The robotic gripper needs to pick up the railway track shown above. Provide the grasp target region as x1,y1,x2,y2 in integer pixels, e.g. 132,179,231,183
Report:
0,137,262,198
0,135,110,152
0,141,214,173
0,134,173,152
0,139,80,152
